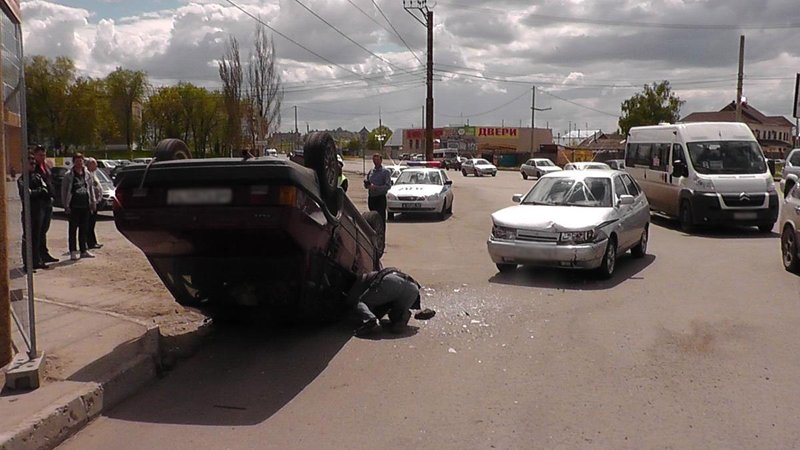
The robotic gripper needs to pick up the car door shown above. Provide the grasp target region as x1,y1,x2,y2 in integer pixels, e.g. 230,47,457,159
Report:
622,174,650,246
612,174,637,249
440,170,453,206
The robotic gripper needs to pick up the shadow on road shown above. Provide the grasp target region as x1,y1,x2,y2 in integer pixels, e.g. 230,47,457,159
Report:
650,215,778,240
488,254,656,291
104,322,353,426
388,212,452,223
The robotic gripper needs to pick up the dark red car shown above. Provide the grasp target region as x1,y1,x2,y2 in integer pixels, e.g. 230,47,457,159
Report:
113,133,384,321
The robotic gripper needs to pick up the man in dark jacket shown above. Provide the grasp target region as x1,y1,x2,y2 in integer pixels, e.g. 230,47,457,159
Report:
18,154,51,271
33,145,58,263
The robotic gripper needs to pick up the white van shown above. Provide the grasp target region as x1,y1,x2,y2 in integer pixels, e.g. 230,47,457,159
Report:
625,122,777,232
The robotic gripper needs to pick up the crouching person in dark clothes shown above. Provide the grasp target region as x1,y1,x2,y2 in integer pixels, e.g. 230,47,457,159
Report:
349,268,421,336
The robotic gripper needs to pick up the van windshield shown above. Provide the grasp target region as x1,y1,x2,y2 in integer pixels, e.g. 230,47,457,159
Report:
686,141,767,175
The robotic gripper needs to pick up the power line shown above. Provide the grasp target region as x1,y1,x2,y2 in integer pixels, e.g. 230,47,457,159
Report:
344,0,422,66
438,87,530,118
369,0,423,65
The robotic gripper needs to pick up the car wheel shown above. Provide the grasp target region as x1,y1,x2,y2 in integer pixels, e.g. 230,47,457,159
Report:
536,170,541,178
597,237,617,279
362,210,385,259
475,169,480,177
781,225,799,273
438,202,447,221
304,131,339,209
631,225,648,258
757,222,774,233
446,199,453,214
462,169,468,177
679,200,694,233
154,138,192,161
522,171,528,180
496,263,516,273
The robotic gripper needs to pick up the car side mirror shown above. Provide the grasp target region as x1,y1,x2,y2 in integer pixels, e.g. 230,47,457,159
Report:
672,161,688,178
618,194,635,206
512,194,523,203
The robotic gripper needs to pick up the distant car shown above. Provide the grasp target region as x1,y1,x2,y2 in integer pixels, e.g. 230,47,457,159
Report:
520,158,562,179
50,167,69,208
779,181,800,273
487,170,650,278
132,157,154,165
386,168,454,220
383,164,406,184
461,158,497,177
443,155,467,171
265,148,278,157
564,161,612,171
94,168,116,210
780,148,800,191
606,159,626,170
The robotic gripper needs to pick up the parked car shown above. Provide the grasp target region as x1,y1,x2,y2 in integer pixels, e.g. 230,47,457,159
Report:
461,158,497,177
386,168,454,221
520,158,562,179
113,134,384,321
50,166,69,208
564,161,612,171
779,181,800,273
781,148,800,191
50,166,116,210
383,164,406,184
606,159,626,170
132,157,154,165
487,170,650,278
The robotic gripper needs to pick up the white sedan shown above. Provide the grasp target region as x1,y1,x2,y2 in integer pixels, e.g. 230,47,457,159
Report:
564,161,612,171
387,168,454,220
520,158,562,179
461,158,497,177
487,170,650,278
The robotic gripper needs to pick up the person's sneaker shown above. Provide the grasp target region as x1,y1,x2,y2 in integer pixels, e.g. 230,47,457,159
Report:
34,262,51,270
89,244,103,249
390,310,412,334
80,251,95,259
43,254,59,263
70,251,80,261
355,318,380,337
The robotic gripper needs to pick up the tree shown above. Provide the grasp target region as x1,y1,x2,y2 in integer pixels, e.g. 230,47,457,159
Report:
219,36,244,155
25,55,75,149
245,24,283,154
106,67,148,154
63,77,112,149
618,81,684,135
366,126,392,152
345,138,361,155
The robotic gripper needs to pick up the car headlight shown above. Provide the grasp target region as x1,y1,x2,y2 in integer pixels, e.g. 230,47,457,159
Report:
694,176,715,191
425,193,440,201
387,192,397,200
492,225,516,240
559,230,595,244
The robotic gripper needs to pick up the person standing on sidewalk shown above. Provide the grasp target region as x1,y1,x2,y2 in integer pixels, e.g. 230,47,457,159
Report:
32,145,58,263
363,153,392,221
18,154,51,271
61,153,97,261
85,157,103,250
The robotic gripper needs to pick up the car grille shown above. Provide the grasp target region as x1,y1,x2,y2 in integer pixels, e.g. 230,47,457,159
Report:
398,195,425,201
516,229,559,242
721,193,765,207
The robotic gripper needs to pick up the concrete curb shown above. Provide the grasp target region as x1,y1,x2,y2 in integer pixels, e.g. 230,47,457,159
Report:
0,313,213,450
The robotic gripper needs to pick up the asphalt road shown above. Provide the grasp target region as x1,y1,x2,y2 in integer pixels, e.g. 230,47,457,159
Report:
61,168,800,449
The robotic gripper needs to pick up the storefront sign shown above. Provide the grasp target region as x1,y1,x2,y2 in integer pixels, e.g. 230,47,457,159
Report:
477,127,518,138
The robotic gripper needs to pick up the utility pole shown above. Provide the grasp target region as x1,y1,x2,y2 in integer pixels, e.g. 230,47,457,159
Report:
294,105,299,151
530,85,551,155
404,1,434,161
736,35,745,122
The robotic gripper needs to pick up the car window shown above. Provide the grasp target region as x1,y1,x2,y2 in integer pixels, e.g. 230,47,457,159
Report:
621,174,641,196
613,175,628,199
565,164,574,170
522,177,612,207
476,159,490,165
790,151,800,166
525,160,533,166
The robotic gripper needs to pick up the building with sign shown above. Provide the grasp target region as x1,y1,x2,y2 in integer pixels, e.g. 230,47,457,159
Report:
402,126,553,166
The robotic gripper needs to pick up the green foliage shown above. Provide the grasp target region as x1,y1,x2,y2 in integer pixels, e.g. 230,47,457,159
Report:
618,81,684,135
366,126,392,151
25,55,76,148
345,138,361,154
106,67,148,152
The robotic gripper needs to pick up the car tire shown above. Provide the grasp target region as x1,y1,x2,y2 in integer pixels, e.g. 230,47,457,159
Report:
154,138,192,161
475,169,480,177
781,225,799,273
679,200,694,233
304,131,339,208
496,263,516,273
491,172,496,177
522,171,528,180
597,237,617,279
757,222,774,233
462,169,468,177
536,170,541,178
438,202,447,221
362,210,385,259
446,199,453,214
631,225,648,258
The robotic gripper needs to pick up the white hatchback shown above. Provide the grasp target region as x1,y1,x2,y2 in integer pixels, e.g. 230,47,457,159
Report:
387,168,454,220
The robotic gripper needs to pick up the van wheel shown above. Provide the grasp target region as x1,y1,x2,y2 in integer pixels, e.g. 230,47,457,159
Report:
362,211,385,259
631,225,648,258
154,139,192,161
679,201,694,233
522,171,528,180
304,132,338,204
597,237,617,279
781,226,799,273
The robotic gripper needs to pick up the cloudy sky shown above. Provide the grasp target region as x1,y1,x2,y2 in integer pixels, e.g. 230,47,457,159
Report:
21,0,800,136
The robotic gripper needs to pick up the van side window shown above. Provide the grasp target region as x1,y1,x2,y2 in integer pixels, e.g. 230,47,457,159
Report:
635,144,652,166
625,144,636,167
622,174,640,196
651,143,670,171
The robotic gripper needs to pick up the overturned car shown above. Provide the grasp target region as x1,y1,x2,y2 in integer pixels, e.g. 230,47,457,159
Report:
113,133,384,321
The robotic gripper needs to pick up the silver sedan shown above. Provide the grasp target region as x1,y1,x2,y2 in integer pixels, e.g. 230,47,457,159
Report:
487,170,650,278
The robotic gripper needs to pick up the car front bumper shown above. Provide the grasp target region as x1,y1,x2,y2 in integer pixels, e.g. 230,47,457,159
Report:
487,237,608,269
688,191,779,226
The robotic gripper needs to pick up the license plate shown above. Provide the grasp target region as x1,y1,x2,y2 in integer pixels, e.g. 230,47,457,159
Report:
401,202,422,208
167,188,232,205
733,212,757,220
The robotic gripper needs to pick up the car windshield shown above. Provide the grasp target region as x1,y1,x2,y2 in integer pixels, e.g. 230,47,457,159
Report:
522,177,613,207
475,159,491,165
395,171,442,185
686,141,767,174
536,160,554,166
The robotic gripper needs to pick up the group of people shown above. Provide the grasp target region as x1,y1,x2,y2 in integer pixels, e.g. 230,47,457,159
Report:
19,147,104,272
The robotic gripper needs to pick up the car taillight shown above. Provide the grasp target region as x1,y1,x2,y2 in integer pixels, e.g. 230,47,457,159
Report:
277,186,297,206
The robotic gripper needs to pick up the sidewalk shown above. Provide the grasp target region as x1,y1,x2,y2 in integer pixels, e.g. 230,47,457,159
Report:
2,182,211,450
